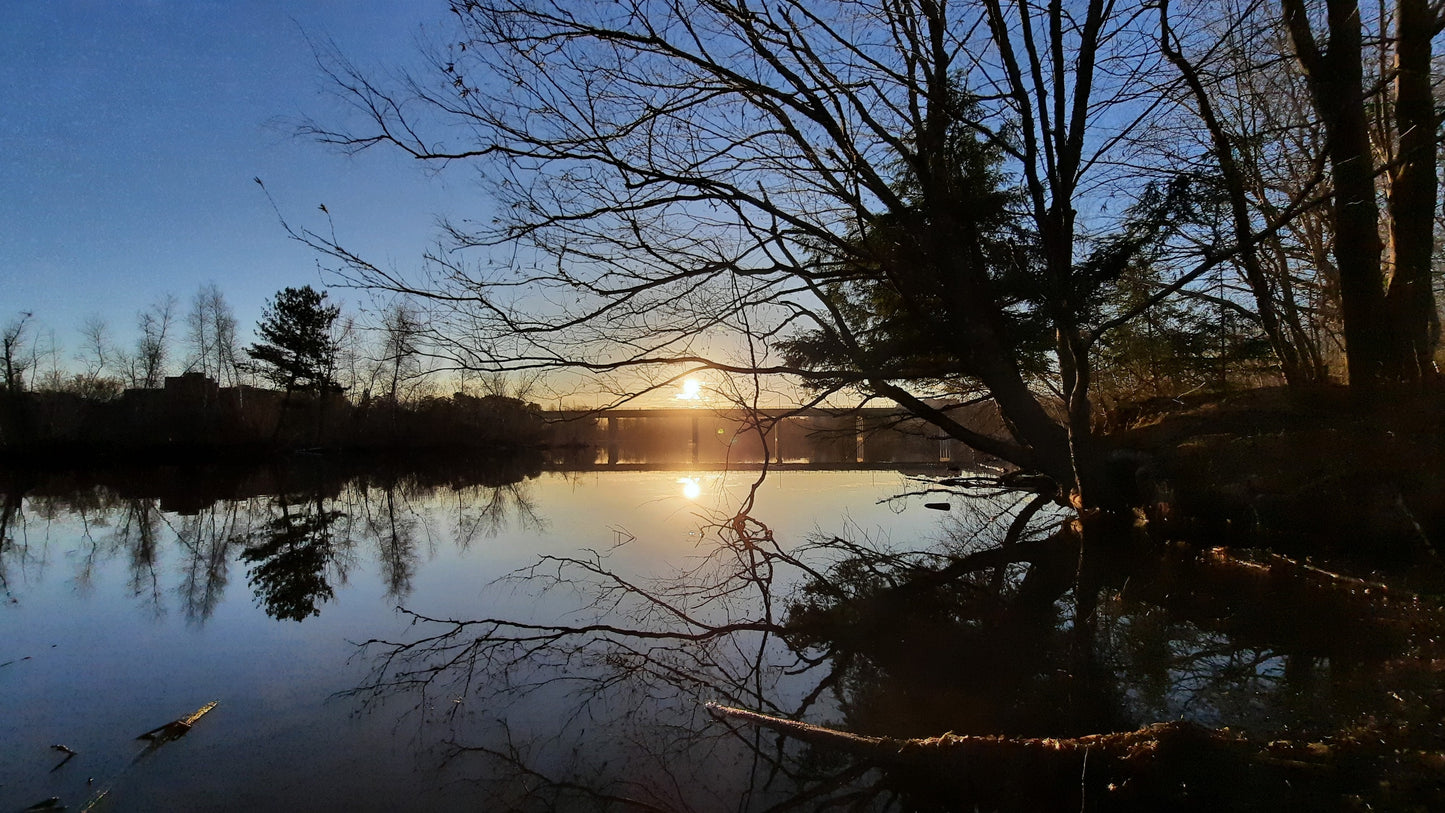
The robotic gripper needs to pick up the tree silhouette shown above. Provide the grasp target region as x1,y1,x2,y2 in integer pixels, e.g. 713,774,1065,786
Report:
291,0,1197,508
245,286,342,392
240,496,344,622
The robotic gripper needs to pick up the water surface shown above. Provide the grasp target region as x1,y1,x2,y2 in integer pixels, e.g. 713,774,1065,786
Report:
1,462,949,811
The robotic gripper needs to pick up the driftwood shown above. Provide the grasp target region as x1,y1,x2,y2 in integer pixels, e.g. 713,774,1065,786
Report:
1124,545,1434,661
49,743,77,772
136,700,219,743
78,701,222,813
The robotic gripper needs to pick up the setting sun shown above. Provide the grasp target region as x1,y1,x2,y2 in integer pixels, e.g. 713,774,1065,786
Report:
678,477,702,500
677,377,702,400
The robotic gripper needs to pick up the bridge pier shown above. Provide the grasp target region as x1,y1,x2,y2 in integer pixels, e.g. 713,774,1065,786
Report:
607,415,619,465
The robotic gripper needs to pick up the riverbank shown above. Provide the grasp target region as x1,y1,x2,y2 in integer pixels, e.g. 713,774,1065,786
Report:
1110,385,1445,580
0,376,549,463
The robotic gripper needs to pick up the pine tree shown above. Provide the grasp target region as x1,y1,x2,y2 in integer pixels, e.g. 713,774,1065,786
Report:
246,286,342,392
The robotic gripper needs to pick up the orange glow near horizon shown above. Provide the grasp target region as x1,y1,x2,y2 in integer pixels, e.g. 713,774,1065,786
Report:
676,377,703,401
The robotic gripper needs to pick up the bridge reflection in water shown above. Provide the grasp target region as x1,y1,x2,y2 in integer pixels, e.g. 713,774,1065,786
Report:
550,406,1001,467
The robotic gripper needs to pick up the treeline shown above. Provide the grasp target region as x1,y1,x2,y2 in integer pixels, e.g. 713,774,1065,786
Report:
0,283,555,461
0,376,547,462
1,282,536,407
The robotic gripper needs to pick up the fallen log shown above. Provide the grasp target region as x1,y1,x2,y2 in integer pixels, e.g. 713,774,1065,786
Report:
136,700,218,743
79,701,221,813
705,703,1445,811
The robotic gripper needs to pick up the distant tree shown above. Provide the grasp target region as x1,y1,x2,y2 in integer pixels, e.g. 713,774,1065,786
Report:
376,302,425,404
332,313,364,396
2,312,34,394
30,328,66,392
61,373,124,401
75,314,115,385
246,286,342,392
185,283,242,386
127,294,178,388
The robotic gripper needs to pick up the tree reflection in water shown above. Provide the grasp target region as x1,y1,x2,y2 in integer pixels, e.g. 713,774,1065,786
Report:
0,485,25,601
174,499,253,623
346,474,1445,811
5,462,1445,807
239,495,348,622
356,480,421,601
451,480,544,550
0,459,545,622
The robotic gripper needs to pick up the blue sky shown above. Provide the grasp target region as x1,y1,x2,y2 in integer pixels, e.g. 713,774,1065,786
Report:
2,1,475,356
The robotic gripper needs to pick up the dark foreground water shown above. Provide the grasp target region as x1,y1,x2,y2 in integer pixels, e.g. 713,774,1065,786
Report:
0,462,955,811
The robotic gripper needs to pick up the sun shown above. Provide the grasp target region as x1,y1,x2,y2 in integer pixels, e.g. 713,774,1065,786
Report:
678,477,702,500
676,377,702,400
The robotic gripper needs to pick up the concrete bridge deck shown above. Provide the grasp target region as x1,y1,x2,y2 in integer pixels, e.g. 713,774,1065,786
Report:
547,405,990,466
552,406,920,421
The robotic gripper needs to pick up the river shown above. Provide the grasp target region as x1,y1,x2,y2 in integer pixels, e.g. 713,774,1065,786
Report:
0,460,962,811
0,451,1425,810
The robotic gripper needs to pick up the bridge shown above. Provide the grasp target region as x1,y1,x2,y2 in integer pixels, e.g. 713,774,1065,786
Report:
547,405,998,466
554,406,911,421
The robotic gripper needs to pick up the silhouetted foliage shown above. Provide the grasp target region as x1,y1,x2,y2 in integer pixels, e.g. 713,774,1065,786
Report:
246,286,342,392
778,90,1054,394
239,496,344,622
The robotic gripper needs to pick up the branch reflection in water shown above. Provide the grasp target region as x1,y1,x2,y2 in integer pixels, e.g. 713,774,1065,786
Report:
343,463,1445,811
4,460,1442,809
352,470,1007,805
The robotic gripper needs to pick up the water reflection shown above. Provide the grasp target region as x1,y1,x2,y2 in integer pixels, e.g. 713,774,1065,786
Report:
5,460,1443,810
239,495,347,622
354,481,420,599
0,489,18,599
0,458,546,623
175,500,247,623
677,476,701,500
340,479,1445,811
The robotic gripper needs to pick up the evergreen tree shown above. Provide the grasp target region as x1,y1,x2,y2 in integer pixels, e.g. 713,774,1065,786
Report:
246,286,342,392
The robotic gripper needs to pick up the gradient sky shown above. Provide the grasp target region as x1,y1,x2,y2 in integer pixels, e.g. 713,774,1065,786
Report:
2,1,479,358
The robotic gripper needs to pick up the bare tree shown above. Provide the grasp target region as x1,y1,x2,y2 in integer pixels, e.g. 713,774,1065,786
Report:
375,301,426,404
75,314,115,384
128,294,178,388
1158,0,1332,386
1380,0,1440,380
185,282,242,386
1,311,34,394
291,0,1219,512
1281,0,1441,386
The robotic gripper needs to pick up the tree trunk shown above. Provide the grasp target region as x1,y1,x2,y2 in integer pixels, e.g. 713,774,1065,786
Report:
1160,4,1313,386
1282,0,1391,390
1384,0,1439,382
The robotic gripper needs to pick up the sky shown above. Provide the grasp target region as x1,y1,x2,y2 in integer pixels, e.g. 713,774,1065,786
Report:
1,1,478,360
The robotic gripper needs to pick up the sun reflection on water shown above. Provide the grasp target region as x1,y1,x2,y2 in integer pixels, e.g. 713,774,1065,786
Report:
678,477,702,500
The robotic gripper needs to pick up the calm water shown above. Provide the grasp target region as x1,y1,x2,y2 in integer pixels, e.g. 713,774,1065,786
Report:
3,456,1427,810
0,462,954,811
